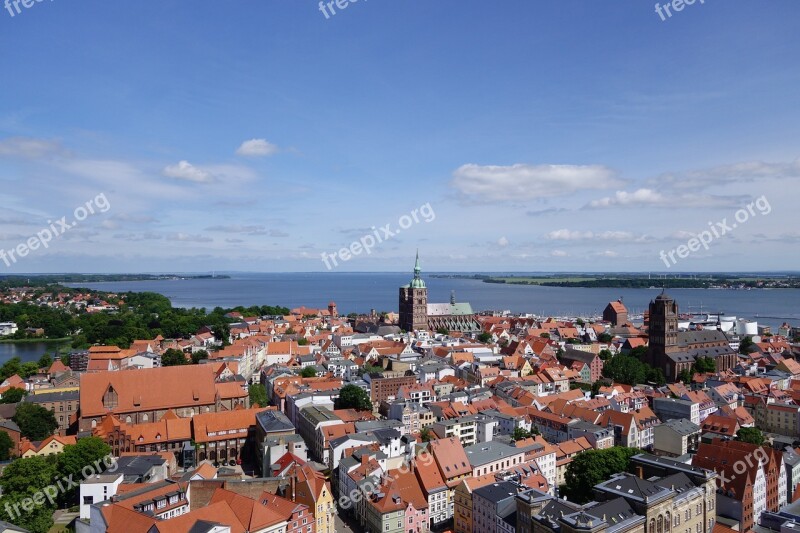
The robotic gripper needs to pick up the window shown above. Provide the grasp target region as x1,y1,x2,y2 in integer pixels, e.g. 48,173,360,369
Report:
83,496,94,505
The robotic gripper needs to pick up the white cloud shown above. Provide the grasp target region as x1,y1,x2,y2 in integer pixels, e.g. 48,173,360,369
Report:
112,232,163,241
451,163,622,202
236,138,279,157
166,232,213,243
551,250,569,257
497,236,509,247
206,224,267,235
588,188,664,208
587,188,745,209
163,160,214,183
595,250,619,258
546,229,652,243
0,137,66,159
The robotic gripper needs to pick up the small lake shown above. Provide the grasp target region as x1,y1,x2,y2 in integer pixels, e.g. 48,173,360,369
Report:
0,341,71,365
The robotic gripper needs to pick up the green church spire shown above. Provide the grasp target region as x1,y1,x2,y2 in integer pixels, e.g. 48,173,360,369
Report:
410,250,426,289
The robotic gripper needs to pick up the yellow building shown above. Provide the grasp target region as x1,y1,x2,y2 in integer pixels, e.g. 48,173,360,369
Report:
20,434,77,457
453,474,495,533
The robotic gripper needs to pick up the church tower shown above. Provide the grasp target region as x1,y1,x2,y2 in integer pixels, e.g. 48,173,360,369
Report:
647,290,679,376
399,251,428,332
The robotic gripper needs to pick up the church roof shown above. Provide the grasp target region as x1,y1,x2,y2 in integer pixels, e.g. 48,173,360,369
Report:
427,302,474,316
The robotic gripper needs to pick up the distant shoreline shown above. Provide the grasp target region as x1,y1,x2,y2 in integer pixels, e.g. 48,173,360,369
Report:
0,337,72,344
431,274,800,290
0,274,230,284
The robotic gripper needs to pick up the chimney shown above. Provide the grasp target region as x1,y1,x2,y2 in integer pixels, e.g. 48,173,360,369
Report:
637,466,644,479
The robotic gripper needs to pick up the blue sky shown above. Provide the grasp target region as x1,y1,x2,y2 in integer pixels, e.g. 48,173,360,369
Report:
1,0,799,273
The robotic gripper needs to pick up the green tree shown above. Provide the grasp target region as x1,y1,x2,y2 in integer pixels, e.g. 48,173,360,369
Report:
37,353,53,369
359,364,383,377
436,327,449,335
647,367,667,386
598,349,613,361
477,332,493,344
0,455,57,497
512,427,532,441
540,332,551,339
0,431,13,460
0,493,54,533
602,354,648,385
161,348,189,366
0,387,27,404
56,437,111,506
420,427,433,442
300,366,317,378
677,368,694,384
598,333,613,343
191,349,208,365
297,338,309,346
0,357,22,381
736,427,765,446
739,336,755,354
694,357,716,373
561,446,642,503
335,384,373,411
19,361,40,378
249,384,268,407
12,403,58,440
629,346,648,360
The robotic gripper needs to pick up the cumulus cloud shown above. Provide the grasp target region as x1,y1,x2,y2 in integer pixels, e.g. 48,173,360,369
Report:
163,161,214,183
497,236,509,247
551,250,569,257
451,163,622,202
236,138,279,157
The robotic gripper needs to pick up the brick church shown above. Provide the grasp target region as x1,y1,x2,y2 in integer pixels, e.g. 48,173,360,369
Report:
646,290,738,381
398,253,479,333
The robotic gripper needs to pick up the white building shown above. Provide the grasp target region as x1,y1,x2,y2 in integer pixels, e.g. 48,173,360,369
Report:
79,473,123,519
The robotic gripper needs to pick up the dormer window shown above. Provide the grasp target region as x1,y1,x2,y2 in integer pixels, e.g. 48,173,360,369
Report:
102,385,118,409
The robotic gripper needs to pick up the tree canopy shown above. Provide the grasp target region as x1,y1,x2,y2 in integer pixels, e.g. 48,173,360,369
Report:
300,366,317,378
561,446,642,503
161,348,189,366
12,402,58,440
0,387,27,404
602,354,664,386
335,384,373,411
736,427,765,446
0,431,14,460
249,384,268,408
